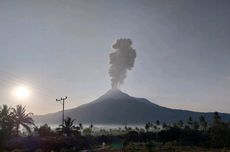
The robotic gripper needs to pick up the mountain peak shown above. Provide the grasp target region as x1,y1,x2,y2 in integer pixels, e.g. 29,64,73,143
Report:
99,89,130,100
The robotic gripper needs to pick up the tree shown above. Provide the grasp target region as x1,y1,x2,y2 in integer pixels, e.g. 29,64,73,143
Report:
177,120,184,129
213,112,221,126
0,105,14,134
162,122,169,130
62,117,78,136
35,124,52,136
0,105,13,150
145,122,151,132
187,116,193,129
193,121,200,130
79,123,83,130
156,120,160,126
199,115,208,131
83,128,93,136
155,120,161,140
0,129,7,151
11,105,34,136
90,124,94,129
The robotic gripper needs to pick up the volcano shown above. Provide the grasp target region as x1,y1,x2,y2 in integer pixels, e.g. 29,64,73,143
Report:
34,89,230,124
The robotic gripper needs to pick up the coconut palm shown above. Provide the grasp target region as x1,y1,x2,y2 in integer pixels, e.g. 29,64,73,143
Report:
60,117,80,136
79,123,83,130
213,111,221,126
199,115,208,131
63,117,74,129
187,116,193,129
90,124,93,129
155,120,160,140
145,122,151,132
11,105,34,136
0,105,11,122
0,105,13,133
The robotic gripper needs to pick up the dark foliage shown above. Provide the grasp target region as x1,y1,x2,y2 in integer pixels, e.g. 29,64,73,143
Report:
1,104,230,151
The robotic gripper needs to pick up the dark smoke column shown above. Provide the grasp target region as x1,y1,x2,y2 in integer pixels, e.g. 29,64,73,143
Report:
109,38,136,89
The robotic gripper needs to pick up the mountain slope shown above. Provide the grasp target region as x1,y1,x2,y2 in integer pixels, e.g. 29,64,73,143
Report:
34,89,230,124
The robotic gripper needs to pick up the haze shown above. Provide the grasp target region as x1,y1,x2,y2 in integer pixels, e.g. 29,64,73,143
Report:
0,0,230,114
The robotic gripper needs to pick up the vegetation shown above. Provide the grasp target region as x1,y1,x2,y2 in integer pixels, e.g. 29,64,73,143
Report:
12,105,35,136
0,105,14,135
1,104,230,151
56,117,81,136
34,124,54,137
0,105,34,136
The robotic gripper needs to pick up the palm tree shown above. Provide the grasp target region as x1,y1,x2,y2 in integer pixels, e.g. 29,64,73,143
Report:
12,105,34,136
0,105,12,125
213,112,221,126
155,120,160,140
79,123,83,130
0,105,14,133
199,115,208,131
187,116,193,129
145,122,151,132
90,124,93,129
60,117,80,136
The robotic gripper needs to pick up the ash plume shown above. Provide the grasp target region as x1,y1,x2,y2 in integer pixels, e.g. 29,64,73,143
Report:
109,38,136,89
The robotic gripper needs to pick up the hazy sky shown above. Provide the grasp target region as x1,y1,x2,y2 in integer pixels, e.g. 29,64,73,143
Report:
0,0,230,114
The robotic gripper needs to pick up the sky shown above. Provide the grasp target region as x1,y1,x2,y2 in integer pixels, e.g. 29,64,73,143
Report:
0,0,230,114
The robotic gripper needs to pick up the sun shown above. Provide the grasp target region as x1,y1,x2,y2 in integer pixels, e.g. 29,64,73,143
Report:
13,86,30,100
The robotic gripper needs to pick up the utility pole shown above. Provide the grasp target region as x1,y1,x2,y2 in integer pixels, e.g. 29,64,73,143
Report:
56,96,68,131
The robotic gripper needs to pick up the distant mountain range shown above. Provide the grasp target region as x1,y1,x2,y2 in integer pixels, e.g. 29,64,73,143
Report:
33,89,230,124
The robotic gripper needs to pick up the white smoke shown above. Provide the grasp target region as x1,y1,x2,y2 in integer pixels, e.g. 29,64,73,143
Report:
109,38,136,89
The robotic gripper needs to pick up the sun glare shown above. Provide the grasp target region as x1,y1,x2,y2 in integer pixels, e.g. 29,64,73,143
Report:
13,86,30,100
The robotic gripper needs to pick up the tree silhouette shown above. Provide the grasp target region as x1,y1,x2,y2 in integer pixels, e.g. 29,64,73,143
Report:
35,124,52,136
90,124,93,129
213,112,221,126
57,117,80,136
79,123,83,130
156,120,160,126
63,117,74,136
193,121,200,130
210,112,228,148
177,120,184,129
11,105,34,136
187,116,193,129
199,115,208,131
155,120,160,140
145,122,151,132
162,122,169,130
0,105,13,134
